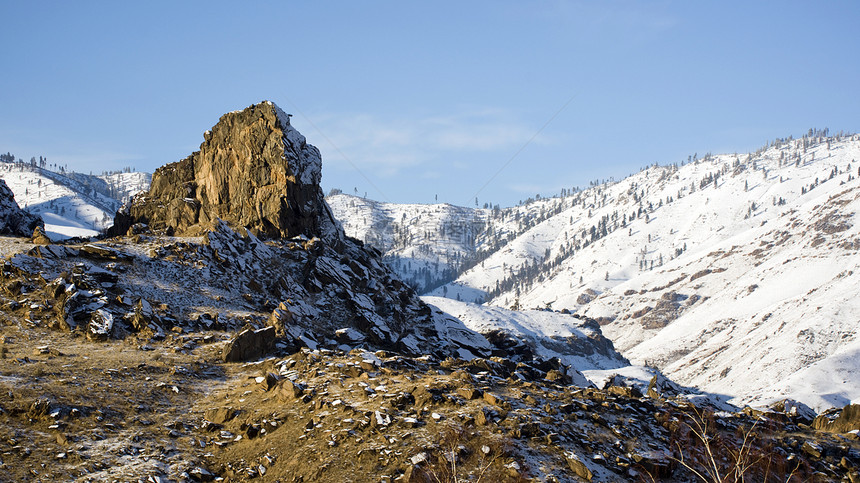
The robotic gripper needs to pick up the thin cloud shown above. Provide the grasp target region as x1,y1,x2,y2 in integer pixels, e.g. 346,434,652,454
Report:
305,109,542,177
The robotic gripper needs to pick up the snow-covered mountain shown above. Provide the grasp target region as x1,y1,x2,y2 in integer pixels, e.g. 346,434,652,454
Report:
326,194,488,293
333,130,860,412
327,189,575,294
0,162,150,239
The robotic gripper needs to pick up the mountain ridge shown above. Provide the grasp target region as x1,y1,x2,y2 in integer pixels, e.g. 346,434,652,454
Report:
330,130,860,411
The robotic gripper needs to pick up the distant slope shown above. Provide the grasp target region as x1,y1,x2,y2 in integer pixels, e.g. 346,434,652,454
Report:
327,194,488,293
0,162,150,239
327,191,577,294
429,131,860,411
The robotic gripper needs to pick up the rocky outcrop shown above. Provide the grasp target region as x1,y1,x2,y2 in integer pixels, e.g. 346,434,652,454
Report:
0,179,43,237
813,404,860,433
109,101,343,244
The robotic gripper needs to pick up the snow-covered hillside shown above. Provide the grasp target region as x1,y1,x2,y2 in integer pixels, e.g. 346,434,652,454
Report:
99,171,152,204
327,194,488,293
0,163,150,239
422,131,860,411
423,296,628,373
327,190,581,294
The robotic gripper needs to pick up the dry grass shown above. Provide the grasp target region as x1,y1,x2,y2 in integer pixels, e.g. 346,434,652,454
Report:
644,408,812,483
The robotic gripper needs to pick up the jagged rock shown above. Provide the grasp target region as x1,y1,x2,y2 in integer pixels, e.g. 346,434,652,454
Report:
0,179,43,236
87,309,114,341
131,298,162,334
259,372,280,391
30,226,51,245
109,101,343,244
222,326,276,362
801,441,822,459
80,244,129,261
456,387,482,400
813,404,860,433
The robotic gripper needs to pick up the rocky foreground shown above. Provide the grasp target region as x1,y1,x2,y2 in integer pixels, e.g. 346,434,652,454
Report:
0,232,856,482
1,293,859,482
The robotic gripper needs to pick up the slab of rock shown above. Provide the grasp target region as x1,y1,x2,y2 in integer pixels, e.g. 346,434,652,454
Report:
277,379,305,401
222,326,276,362
565,452,593,481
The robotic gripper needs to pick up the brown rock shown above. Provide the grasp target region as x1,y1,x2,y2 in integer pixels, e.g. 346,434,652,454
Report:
812,404,860,433
204,407,236,425
483,392,507,408
277,379,305,400
456,387,483,400
565,452,593,481
30,226,51,245
801,441,822,459
109,101,343,243
475,409,490,426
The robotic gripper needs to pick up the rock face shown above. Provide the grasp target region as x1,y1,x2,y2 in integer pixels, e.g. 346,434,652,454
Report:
109,101,342,243
813,404,860,433
0,179,43,236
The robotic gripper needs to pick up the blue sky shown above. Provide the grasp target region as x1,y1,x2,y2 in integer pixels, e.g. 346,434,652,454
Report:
2,1,858,208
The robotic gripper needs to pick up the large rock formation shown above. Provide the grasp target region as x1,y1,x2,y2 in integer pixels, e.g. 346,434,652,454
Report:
0,178,43,237
109,101,342,243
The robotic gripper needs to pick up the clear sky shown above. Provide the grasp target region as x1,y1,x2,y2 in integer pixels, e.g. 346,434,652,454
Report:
2,1,858,208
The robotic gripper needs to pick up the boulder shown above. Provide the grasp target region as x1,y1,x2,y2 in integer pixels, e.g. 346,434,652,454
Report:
277,379,305,401
204,407,237,425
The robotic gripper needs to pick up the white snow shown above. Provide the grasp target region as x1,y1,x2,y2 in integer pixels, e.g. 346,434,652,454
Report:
0,163,150,239
423,295,627,372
